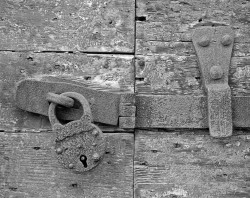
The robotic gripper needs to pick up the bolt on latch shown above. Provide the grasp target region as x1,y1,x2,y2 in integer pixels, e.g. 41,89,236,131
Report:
192,26,234,138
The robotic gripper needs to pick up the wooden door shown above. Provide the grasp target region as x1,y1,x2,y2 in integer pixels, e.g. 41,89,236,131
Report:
0,0,134,197
134,0,250,197
0,0,250,198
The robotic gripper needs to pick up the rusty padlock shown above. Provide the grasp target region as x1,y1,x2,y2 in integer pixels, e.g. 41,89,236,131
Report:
48,92,106,172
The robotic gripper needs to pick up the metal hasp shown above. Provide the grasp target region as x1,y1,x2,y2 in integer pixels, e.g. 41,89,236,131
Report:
15,76,135,130
192,26,234,138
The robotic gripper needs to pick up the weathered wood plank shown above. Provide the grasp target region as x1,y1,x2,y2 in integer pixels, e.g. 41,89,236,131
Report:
135,130,250,198
0,52,134,131
135,0,250,96
135,55,250,96
136,41,250,57
0,0,134,52
0,132,134,198
136,0,250,43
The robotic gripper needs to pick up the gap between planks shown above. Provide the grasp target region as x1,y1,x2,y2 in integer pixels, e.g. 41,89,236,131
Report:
0,50,135,55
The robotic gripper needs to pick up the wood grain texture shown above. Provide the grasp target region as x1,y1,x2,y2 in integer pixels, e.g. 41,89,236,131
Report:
135,0,250,95
0,0,134,52
136,41,250,57
0,132,134,198
135,55,250,96
0,52,134,131
136,0,250,43
135,130,250,198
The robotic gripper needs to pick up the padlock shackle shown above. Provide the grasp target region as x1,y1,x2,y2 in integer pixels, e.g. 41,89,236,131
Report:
48,92,93,128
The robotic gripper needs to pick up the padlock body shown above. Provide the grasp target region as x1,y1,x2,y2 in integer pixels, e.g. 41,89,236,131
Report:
55,120,106,172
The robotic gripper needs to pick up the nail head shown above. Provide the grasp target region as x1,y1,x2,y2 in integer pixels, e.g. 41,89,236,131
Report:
56,147,63,154
210,65,224,80
92,130,99,136
93,153,100,162
221,34,232,46
68,163,74,169
198,36,210,47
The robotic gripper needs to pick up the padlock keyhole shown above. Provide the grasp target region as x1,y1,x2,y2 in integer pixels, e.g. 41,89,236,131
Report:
80,155,88,168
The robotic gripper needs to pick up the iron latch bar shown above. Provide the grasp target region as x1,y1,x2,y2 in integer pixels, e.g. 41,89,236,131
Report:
15,77,250,134
15,76,135,129
135,95,250,129
192,26,234,137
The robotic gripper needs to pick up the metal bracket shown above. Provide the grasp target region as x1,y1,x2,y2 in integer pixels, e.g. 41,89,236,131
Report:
134,26,250,135
15,76,135,130
192,26,234,137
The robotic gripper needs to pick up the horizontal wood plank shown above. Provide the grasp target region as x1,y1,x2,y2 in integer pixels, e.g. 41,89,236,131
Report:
136,0,250,43
136,41,250,57
0,132,134,198
0,0,134,52
135,55,250,96
135,0,250,96
135,130,250,198
0,52,134,131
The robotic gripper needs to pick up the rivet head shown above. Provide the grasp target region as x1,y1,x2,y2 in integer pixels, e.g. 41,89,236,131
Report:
77,144,82,148
68,163,74,169
221,34,232,46
92,142,97,147
198,36,210,47
92,153,100,162
92,129,99,137
210,66,224,80
56,147,63,154
138,60,145,67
